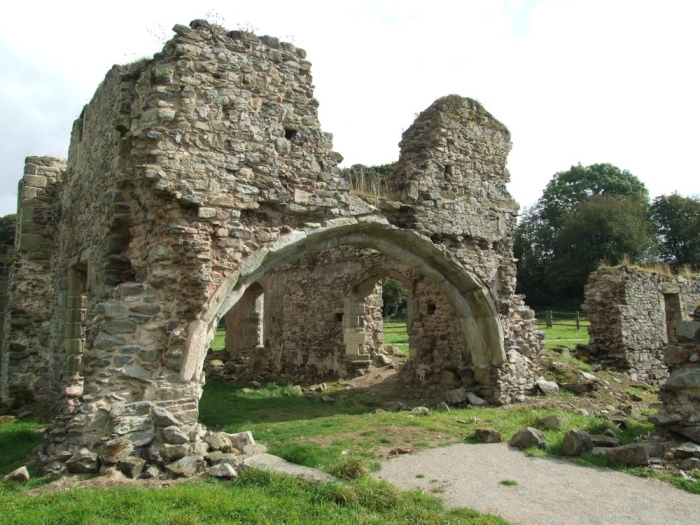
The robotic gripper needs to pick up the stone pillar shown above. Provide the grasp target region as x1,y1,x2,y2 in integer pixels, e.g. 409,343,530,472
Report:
0,157,64,407
225,283,264,357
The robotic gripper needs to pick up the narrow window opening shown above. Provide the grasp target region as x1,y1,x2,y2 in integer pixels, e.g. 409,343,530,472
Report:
335,313,343,322
444,164,453,176
427,301,437,315
285,128,298,140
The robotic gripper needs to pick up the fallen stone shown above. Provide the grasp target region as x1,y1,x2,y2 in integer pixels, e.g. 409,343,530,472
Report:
609,415,632,430
445,387,467,405
160,444,190,461
466,392,488,406
412,406,430,415
673,442,700,459
679,457,700,470
536,379,559,395
374,354,392,366
243,453,336,483
209,462,238,478
204,431,233,452
99,438,134,464
206,452,241,466
3,466,29,483
162,426,189,445
321,396,335,404
436,402,450,412
541,415,564,430
670,426,700,445
666,369,700,390
606,444,649,466
118,457,146,479
66,448,100,474
648,413,682,427
165,455,206,477
559,383,594,395
388,447,411,456
227,431,255,450
641,442,665,458
590,435,621,447
509,427,546,450
474,428,501,443
562,430,594,456
140,466,161,479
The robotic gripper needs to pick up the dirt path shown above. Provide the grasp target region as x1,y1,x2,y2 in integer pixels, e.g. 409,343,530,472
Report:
373,443,700,525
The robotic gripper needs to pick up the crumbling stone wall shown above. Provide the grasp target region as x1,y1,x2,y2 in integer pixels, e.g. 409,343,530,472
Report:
653,307,700,445
583,268,700,384
0,20,543,476
0,157,65,407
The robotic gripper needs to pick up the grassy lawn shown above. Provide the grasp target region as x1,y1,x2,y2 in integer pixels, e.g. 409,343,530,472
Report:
211,327,226,351
537,318,590,349
384,320,409,354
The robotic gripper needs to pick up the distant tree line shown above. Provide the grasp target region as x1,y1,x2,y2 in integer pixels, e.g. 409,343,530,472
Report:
0,214,15,246
513,163,700,309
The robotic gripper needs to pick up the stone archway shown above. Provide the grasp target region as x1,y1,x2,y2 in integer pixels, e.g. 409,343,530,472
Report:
193,218,505,389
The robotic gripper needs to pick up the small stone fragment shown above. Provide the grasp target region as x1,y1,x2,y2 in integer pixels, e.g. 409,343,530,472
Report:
474,428,501,443
509,427,546,450
3,466,29,483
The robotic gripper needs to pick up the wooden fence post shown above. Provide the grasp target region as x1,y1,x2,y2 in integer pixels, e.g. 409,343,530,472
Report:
546,310,552,328
576,311,580,330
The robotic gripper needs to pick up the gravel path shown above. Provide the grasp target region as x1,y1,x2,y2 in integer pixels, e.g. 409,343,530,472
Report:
373,443,700,525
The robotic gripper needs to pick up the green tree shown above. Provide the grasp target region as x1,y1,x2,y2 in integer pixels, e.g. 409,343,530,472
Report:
0,214,16,246
649,193,700,269
547,196,656,297
381,277,407,319
514,164,651,307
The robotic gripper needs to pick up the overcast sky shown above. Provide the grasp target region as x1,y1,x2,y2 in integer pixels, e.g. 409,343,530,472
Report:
1,0,698,218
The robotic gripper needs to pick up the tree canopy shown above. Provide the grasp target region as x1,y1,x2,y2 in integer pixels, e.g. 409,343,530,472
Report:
650,193,700,268
514,164,653,308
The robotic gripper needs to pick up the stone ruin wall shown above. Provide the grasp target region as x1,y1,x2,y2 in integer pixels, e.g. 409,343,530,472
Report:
654,306,700,445
0,20,544,476
583,268,700,385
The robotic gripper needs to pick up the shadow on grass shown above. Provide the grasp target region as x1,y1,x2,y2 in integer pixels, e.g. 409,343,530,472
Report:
0,421,44,475
199,381,376,432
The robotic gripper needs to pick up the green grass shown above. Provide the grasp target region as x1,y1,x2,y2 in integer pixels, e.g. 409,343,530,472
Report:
0,418,44,475
537,319,590,349
384,320,409,354
211,327,226,351
0,469,509,524
499,480,518,487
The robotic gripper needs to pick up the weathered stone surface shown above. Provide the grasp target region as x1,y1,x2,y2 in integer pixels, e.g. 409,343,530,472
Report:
165,456,205,477
66,448,100,474
673,442,700,459
227,431,256,450
153,407,180,427
508,427,546,450
666,369,700,390
160,444,189,461
204,432,233,452
243,453,336,483
606,444,649,466
208,462,238,478
445,388,467,405
648,413,682,427
100,438,134,464
474,428,501,443
590,435,621,447
162,426,189,445
536,379,559,395
466,392,488,406
540,415,564,430
3,466,29,483
559,383,594,395
118,457,146,479
562,430,593,456
206,452,241,466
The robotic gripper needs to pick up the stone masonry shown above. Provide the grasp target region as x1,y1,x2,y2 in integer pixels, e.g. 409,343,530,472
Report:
0,20,542,476
583,267,700,385
653,305,700,445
